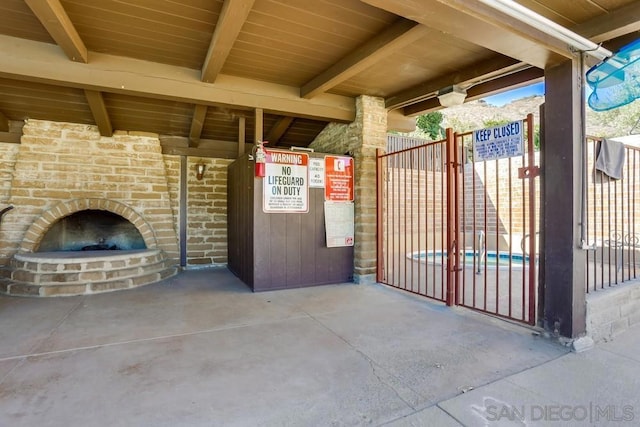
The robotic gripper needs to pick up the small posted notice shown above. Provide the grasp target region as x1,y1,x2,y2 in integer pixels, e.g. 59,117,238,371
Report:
263,150,309,213
324,201,354,247
325,155,354,201
473,120,524,162
309,158,325,188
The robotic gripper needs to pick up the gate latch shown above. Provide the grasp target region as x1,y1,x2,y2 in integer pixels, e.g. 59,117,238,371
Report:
518,166,540,179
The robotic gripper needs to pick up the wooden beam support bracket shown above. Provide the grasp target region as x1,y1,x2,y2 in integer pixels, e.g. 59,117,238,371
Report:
84,90,113,136
265,116,294,145
189,104,208,146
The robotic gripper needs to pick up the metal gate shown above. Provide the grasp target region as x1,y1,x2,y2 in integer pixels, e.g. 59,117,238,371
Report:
377,115,539,325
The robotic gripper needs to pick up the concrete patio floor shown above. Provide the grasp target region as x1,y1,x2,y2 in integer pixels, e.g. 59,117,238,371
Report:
1,267,634,426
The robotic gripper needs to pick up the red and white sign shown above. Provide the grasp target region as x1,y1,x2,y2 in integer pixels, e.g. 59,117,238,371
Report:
324,155,354,202
263,150,309,213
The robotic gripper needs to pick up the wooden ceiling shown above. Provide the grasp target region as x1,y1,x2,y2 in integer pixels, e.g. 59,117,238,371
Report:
0,0,638,155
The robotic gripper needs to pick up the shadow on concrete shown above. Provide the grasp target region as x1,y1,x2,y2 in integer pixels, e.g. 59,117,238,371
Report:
0,267,569,426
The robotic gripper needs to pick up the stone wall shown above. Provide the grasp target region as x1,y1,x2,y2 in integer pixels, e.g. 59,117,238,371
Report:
0,119,233,269
311,95,387,282
0,120,179,265
0,143,19,205
163,154,182,259
186,157,232,266
586,280,640,342
310,123,351,154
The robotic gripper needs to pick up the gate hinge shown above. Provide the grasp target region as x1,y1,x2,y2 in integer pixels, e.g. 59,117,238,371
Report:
518,166,540,179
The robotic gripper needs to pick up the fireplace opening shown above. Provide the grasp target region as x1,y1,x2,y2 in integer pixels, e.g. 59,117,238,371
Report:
37,209,147,252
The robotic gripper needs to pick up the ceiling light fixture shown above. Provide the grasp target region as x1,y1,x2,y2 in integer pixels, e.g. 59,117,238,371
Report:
437,85,468,107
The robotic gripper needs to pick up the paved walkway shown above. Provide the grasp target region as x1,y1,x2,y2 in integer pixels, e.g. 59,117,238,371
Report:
0,267,637,426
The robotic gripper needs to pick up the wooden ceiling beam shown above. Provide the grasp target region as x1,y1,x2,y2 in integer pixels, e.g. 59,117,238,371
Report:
265,116,294,144
201,0,255,83
572,1,640,43
403,67,545,116
386,55,523,110
189,104,208,146
0,120,24,143
387,110,416,133
0,35,355,123
360,0,565,69
25,0,88,63
301,19,430,99
84,90,112,136
160,135,243,159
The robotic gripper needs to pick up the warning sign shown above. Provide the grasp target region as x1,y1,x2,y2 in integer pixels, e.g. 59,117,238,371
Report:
324,155,354,201
263,150,309,213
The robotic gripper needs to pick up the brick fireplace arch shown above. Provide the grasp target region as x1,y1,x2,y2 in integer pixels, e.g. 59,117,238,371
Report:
19,199,158,253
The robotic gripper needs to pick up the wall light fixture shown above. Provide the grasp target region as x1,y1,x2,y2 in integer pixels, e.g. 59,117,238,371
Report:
196,163,206,180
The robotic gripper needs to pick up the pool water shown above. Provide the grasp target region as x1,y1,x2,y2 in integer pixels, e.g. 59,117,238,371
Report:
411,250,531,269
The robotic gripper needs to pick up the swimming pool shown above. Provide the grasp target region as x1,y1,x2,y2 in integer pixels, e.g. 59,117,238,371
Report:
410,250,531,269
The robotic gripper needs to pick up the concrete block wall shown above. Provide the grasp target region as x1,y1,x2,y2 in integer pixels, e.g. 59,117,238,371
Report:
311,95,387,282
586,280,640,342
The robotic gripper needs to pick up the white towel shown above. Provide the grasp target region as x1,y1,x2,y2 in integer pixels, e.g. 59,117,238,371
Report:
595,139,625,180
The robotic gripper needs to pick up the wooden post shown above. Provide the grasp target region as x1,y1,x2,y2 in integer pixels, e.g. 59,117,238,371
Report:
543,59,586,337
238,116,246,157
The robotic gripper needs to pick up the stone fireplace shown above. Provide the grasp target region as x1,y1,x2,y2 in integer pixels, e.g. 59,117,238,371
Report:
0,120,180,296
38,209,146,252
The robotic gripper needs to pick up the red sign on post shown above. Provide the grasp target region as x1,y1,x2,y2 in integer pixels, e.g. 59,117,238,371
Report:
324,155,354,201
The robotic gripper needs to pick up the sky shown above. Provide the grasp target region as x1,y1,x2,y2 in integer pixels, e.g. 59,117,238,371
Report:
482,82,545,106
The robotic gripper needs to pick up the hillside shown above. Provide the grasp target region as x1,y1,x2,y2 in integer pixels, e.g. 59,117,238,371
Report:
431,95,640,138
